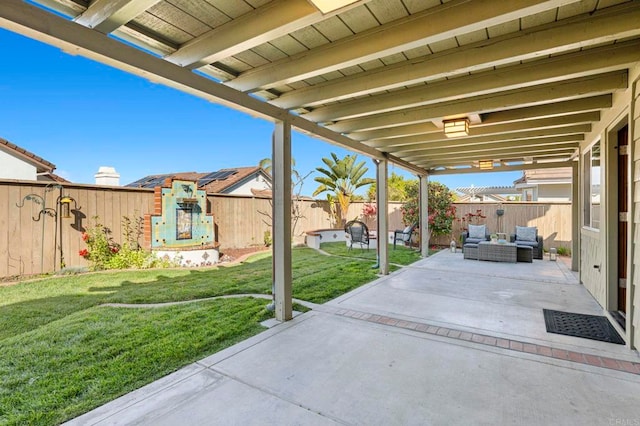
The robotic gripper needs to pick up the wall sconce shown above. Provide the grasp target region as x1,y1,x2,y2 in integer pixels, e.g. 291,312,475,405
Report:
443,118,469,138
549,247,557,261
479,160,493,170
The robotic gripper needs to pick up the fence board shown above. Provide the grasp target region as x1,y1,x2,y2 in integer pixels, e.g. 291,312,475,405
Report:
0,180,573,278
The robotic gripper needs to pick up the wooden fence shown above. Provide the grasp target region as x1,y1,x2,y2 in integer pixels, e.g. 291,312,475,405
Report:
0,179,571,278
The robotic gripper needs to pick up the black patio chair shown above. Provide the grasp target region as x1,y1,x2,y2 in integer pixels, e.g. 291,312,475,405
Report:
345,220,370,251
393,223,417,249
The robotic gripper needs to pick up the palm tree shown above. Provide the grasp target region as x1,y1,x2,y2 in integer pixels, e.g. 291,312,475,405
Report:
313,153,375,226
258,157,300,181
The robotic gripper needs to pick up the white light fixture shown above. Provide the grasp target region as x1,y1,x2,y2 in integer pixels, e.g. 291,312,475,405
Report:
443,118,469,138
479,160,493,170
309,0,359,13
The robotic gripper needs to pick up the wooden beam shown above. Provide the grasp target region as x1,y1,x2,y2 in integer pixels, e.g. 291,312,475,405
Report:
375,119,594,150
480,95,612,125
350,123,440,142
302,40,640,122
164,0,321,69
227,0,576,92
427,160,575,175
426,151,576,168
271,2,640,109
412,145,577,164
353,98,608,143
385,125,590,154
327,71,628,133
394,135,582,159
74,0,161,34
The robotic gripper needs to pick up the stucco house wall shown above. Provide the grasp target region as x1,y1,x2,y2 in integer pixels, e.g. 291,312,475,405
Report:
0,147,37,180
536,184,572,202
224,171,271,196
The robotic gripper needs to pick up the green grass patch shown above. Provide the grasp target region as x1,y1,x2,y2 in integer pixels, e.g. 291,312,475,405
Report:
0,246,416,424
0,298,270,425
320,241,427,265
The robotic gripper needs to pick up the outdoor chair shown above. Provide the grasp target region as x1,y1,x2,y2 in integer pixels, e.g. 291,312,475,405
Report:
393,223,417,249
461,224,490,248
345,220,370,251
510,226,543,259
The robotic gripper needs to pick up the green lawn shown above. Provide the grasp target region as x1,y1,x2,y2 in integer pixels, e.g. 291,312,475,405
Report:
320,241,433,265
0,246,421,425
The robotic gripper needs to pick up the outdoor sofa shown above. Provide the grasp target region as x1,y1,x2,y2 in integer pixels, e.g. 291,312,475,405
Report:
509,226,543,259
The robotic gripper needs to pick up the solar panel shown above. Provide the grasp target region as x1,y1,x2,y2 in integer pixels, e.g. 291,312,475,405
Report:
198,170,237,187
125,175,170,188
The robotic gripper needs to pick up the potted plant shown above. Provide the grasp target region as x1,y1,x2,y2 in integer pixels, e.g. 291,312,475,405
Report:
490,233,498,244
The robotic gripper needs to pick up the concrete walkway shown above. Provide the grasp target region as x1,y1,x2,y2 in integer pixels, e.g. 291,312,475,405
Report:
66,251,640,425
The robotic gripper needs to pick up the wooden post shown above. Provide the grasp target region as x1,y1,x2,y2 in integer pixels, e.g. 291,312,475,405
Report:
272,120,292,321
420,175,429,257
376,159,389,275
571,162,580,272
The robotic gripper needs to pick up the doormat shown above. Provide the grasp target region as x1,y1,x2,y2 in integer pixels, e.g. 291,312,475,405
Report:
543,309,625,345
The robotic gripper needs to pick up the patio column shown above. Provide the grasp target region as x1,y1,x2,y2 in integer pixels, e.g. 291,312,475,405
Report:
272,120,293,321
376,159,389,275
571,161,580,272
419,174,429,257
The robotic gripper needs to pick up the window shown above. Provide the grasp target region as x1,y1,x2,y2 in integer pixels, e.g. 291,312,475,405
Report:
583,141,601,229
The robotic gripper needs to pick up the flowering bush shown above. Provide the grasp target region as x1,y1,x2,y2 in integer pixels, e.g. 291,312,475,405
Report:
79,216,175,271
456,209,487,230
362,203,376,217
401,181,456,238
78,222,120,270
361,203,376,226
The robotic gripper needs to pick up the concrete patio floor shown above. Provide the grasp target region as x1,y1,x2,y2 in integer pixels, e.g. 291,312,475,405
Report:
67,251,640,425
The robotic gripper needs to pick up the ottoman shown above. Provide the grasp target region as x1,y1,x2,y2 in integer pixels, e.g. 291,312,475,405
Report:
463,243,479,260
517,245,533,263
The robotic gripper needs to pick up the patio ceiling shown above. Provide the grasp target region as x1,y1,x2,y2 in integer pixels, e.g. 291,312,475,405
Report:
2,0,639,175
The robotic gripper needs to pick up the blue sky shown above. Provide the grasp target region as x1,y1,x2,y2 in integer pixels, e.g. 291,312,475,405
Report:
0,29,521,195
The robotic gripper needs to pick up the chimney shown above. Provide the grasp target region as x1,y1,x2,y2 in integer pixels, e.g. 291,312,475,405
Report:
95,166,120,186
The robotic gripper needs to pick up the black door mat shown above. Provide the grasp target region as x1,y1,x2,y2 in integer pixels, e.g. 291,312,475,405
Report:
543,309,625,345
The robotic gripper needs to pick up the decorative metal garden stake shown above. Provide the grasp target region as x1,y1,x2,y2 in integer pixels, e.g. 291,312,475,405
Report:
16,184,77,273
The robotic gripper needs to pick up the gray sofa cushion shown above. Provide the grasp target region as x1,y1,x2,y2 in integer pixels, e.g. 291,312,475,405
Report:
516,226,537,242
465,237,486,244
468,224,486,239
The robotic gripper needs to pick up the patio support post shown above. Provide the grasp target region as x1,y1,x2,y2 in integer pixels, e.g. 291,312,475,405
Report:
376,158,389,275
419,174,429,257
272,120,293,321
571,162,580,272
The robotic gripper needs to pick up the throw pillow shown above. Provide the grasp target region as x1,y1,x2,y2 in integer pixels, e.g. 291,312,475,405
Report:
468,224,486,239
516,226,537,242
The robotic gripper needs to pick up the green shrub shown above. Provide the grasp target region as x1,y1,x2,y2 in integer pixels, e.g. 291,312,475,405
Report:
80,216,178,270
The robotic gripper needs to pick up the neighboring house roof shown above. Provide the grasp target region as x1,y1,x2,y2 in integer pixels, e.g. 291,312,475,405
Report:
126,167,271,194
0,136,56,174
513,167,572,185
40,172,70,183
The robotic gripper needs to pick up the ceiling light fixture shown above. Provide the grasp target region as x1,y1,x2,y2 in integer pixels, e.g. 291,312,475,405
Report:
309,0,359,13
443,118,469,138
479,160,494,170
